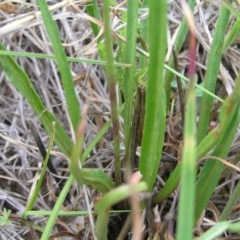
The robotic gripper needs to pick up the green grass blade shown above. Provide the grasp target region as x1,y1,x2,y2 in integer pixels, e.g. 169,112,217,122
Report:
197,2,232,144
139,0,149,69
37,0,80,132
0,50,130,67
25,123,55,211
102,0,121,185
197,221,230,240
86,0,102,37
219,179,240,221
152,164,181,204
223,18,240,52
0,42,73,157
139,0,167,190
95,182,148,240
69,110,115,193
223,0,240,20
40,175,74,240
197,221,240,240
177,78,196,240
165,64,224,102
195,74,240,222
123,0,138,155
153,88,238,204
222,1,240,52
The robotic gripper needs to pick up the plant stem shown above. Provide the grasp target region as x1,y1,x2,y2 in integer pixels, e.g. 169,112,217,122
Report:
102,0,121,186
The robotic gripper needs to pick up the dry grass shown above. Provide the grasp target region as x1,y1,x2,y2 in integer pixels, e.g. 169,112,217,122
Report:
1,0,240,239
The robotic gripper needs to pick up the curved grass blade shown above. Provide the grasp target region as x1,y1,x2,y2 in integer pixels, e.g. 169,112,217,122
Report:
25,123,55,211
95,182,147,240
69,108,115,194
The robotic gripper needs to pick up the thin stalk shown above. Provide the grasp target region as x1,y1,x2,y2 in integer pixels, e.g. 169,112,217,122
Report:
102,0,121,186
219,178,240,221
139,0,149,69
123,0,138,172
164,0,196,109
223,18,240,52
25,123,56,211
0,49,130,67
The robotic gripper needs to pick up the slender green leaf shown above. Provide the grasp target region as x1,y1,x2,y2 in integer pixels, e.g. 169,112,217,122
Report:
123,0,138,156
0,42,73,157
195,74,240,222
86,0,102,37
40,175,74,240
0,50,130,67
177,76,196,240
139,0,167,190
37,0,80,132
139,0,149,69
223,18,240,52
153,75,240,204
220,178,240,221
102,0,121,185
197,2,232,144
25,123,55,211
197,221,240,240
